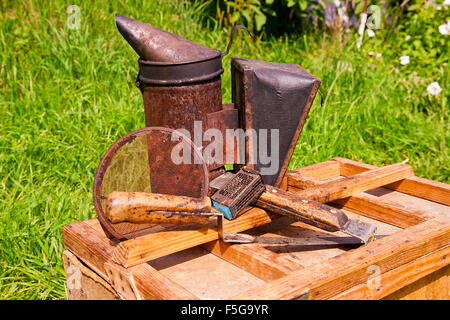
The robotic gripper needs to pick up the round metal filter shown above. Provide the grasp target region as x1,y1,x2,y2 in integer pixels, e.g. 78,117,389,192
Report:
93,127,208,240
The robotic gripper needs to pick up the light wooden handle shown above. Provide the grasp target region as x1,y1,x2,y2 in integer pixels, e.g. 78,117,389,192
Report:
105,191,212,224
258,187,346,231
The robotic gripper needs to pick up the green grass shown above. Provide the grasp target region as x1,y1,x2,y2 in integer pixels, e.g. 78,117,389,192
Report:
0,0,448,299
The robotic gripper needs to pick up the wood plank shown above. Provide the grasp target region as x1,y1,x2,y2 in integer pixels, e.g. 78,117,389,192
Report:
384,265,450,300
63,250,119,300
62,219,198,300
231,216,450,300
292,163,414,203
202,240,304,281
287,175,432,228
149,246,266,300
332,192,430,228
331,245,450,299
287,160,341,180
62,220,115,279
104,262,142,300
333,157,450,206
287,162,432,227
112,208,276,268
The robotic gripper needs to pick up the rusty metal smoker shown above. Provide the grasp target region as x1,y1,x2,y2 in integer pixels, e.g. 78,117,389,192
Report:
115,14,321,189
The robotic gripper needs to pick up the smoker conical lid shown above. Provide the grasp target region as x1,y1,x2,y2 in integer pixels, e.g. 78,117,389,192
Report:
116,14,221,63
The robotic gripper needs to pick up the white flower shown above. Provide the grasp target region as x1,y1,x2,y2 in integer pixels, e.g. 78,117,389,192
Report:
439,23,449,35
436,5,442,10
405,35,411,41
444,0,450,6
376,53,382,58
400,56,410,65
367,29,375,37
368,51,375,57
427,82,442,95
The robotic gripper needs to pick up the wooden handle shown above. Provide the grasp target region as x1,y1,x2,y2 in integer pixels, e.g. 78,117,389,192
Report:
105,191,211,224
258,187,347,231
257,163,413,232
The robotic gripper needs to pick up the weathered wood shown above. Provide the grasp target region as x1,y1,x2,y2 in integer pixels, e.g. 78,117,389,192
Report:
63,158,450,300
232,216,450,300
148,246,266,299
63,250,119,300
331,245,450,299
384,265,450,300
104,262,141,300
63,219,198,299
286,172,433,228
288,160,341,181
259,186,347,232
112,208,277,267
332,192,430,228
333,157,450,206
202,239,304,281
292,163,414,203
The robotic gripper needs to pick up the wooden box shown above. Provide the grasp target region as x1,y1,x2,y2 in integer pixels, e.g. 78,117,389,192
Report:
62,157,450,300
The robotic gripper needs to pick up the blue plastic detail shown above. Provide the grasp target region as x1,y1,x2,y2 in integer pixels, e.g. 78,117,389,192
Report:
212,200,233,220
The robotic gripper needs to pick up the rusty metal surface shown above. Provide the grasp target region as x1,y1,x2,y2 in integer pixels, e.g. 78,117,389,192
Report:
137,57,223,86
116,14,220,63
142,79,226,173
116,14,224,87
231,57,321,187
206,104,240,166
93,127,209,240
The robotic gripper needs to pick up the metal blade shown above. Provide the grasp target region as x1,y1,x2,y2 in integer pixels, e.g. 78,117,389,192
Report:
219,231,387,246
341,219,377,244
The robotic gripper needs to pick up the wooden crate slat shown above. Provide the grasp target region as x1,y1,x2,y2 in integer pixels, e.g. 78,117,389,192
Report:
287,160,341,180
202,239,305,281
287,172,433,228
333,157,450,206
332,192,430,228
62,219,198,300
291,163,414,203
112,208,277,268
63,250,120,300
231,215,450,300
383,265,450,300
331,245,450,300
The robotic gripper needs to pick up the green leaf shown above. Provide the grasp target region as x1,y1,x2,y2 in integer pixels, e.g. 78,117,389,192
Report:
231,11,241,23
287,0,296,8
355,1,365,14
241,9,252,26
262,7,277,16
255,12,267,31
299,0,308,11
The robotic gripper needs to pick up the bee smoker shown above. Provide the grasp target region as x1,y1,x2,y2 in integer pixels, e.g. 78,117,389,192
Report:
115,14,321,192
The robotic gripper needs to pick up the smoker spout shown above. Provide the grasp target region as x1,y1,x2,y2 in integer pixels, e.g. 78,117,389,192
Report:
115,14,220,63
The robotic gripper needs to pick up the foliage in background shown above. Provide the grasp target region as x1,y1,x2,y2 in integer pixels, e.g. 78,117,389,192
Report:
361,0,449,115
0,0,448,299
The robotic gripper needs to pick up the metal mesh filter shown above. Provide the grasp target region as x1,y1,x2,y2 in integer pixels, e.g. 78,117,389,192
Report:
93,127,208,240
